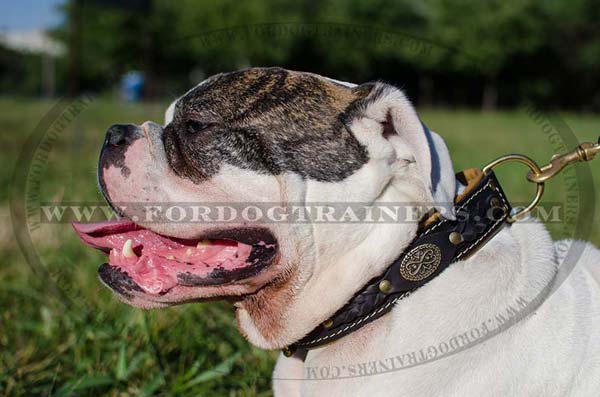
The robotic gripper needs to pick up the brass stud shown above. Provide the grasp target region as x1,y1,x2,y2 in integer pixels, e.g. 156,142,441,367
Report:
490,197,500,207
449,231,463,245
378,279,392,293
323,319,334,328
282,346,295,357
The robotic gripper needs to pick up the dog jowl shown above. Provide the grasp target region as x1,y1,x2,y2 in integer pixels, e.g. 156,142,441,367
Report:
73,67,456,349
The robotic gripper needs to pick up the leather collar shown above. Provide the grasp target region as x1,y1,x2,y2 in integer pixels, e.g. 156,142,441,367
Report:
284,169,511,359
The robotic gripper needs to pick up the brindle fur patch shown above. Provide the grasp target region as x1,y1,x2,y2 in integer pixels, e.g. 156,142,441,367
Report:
163,67,374,183
237,265,298,345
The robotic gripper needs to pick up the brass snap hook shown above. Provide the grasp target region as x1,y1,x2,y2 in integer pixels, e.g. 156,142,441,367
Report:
527,137,600,183
483,137,599,223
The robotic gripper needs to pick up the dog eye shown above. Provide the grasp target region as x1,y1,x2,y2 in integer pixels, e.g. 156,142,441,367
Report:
186,120,212,134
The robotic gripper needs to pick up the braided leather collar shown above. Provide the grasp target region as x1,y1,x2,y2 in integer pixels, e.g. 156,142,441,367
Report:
284,170,511,358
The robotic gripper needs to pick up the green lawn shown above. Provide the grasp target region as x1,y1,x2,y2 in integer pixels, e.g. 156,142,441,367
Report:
1,97,599,396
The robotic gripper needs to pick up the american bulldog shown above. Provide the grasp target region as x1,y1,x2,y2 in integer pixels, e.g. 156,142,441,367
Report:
74,67,600,396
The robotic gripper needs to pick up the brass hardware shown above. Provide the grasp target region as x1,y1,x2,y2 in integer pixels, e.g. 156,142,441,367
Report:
527,138,600,183
282,346,295,357
449,231,463,245
399,244,442,281
484,138,599,223
483,154,545,223
323,319,334,328
378,279,392,293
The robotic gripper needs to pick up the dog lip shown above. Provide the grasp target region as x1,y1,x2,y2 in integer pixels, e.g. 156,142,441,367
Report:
72,220,276,247
74,219,279,300
199,227,277,246
98,263,144,298
96,243,278,301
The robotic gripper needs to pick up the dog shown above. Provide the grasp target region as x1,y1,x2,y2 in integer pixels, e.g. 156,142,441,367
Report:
74,67,600,396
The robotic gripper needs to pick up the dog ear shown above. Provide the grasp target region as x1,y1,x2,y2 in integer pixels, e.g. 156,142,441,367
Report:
356,83,457,218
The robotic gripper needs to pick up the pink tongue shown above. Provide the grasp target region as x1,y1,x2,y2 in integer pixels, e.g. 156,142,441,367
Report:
72,220,253,295
72,220,140,250
72,219,138,235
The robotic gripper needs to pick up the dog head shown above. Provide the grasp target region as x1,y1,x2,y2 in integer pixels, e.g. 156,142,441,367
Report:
74,67,456,348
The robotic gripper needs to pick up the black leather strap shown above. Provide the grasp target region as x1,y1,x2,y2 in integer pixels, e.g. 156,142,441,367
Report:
285,171,511,356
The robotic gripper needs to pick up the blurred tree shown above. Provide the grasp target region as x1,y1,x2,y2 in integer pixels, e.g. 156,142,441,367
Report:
41,0,600,111
0,46,49,95
428,0,547,110
537,0,600,110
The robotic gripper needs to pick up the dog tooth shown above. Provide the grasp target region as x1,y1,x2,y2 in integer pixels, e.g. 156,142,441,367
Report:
186,248,193,256
166,255,175,260
122,239,136,258
197,240,211,248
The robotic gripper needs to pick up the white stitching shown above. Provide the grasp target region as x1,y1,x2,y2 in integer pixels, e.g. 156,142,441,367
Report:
455,183,508,259
423,179,492,236
296,291,413,346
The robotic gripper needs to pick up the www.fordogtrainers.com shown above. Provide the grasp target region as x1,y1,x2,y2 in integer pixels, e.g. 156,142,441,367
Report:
38,202,566,225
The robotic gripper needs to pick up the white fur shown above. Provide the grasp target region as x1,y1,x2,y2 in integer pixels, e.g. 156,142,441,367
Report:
164,100,176,125
237,83,461,348
272,222,600,396
267,83,600,395
164,76,213,125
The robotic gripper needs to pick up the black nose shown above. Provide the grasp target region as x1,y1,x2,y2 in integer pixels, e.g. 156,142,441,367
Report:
105,124,140,147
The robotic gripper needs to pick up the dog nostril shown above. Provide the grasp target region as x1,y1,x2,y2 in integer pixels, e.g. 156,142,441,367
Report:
106,124,130,146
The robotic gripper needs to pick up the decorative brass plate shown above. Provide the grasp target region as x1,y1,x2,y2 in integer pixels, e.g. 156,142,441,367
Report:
399,244,442,281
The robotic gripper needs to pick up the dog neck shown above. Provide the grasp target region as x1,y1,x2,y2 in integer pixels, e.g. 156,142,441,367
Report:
235,167,428,348
237,168,555,352
284,170,513,354
302,219,559,366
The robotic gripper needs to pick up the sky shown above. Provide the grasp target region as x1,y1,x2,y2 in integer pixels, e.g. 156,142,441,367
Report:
0,0,64,32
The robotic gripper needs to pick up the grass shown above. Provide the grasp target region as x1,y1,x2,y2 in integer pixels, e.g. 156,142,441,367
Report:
1,96,599,396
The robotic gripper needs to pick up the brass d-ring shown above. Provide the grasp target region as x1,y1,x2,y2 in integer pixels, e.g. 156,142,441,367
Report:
482,154,545,223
